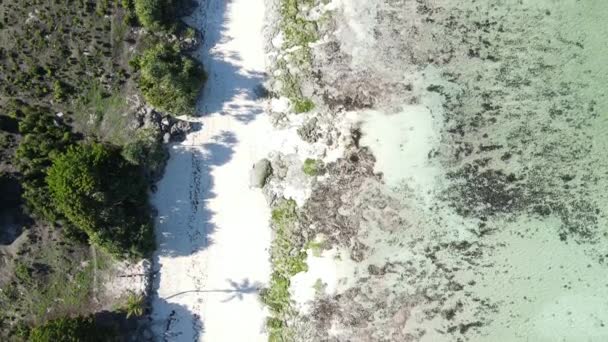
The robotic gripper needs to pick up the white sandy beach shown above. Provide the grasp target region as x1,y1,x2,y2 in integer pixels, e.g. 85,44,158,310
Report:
150,0,273,340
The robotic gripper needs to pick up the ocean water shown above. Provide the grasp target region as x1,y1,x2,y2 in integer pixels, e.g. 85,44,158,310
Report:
334,0,608,340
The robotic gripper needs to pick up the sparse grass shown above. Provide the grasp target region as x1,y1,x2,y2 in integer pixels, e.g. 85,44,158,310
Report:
74,82,131,144
261,199,309,341
1,244,98,327
269,200,308,276
111,15,129,53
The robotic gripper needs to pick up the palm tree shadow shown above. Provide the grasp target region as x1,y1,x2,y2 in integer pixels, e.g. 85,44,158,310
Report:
184,0,267,124
164,278,263,303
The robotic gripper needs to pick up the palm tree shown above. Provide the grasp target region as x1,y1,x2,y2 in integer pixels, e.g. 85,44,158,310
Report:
124,291,145,318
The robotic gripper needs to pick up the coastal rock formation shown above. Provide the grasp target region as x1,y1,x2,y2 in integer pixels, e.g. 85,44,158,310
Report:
250,158,273,188
262,0,608,341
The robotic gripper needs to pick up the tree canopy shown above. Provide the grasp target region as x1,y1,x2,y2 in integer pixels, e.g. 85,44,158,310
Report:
134,0,178,30
137,43,206,115
15,108,74,222
46,142,155,258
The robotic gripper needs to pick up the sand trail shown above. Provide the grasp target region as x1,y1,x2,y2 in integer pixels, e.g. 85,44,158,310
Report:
150,0,272,340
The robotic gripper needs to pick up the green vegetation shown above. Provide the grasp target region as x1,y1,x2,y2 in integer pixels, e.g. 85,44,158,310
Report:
302,158,321,176
277,0,319,113
74,82,131,144
136,43,206,115
28,316,114,342
122,0,137,24
47,142,155,258
122,128,168,180
0,0,202,337
52,81,67,102
261,199,308,341
123,292,145,318
0,242,109,337
12,106,155,259
293,98,315,114
134,0,179,30
15,107,75,223
306,239,326,257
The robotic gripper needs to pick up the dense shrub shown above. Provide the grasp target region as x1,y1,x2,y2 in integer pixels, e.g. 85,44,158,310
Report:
15,108,75,222
121,0,137,24
134,0,178,30
46,142,155,258
137,43,206,115
122,128,168,181
28,316,114,342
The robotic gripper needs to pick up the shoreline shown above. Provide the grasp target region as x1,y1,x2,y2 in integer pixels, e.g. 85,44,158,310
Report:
259,0,608,341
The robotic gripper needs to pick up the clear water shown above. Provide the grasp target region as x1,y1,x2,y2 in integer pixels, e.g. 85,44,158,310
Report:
347,0,608,340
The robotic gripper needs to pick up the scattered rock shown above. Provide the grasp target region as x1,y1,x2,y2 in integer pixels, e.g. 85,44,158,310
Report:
367,264,385,276
163,133,171,144
169,120,192,142
130,106,192,142
250,159,273,188
297,117,319,143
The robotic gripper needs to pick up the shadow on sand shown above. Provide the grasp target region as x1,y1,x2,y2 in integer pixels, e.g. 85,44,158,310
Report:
149,0,269,339
150,130,236,340
165,278,263,303
187,0,267,123
153,130,237,258
148,297,204,342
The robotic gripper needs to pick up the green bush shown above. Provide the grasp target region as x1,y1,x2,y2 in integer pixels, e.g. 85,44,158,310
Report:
302,158,320,176
261,272,291,315
15,108,75,222
29,316,114,342
121,0,137,25
0,132,9,148
134,0,177,30
137,43,206,115
122,128,167,180
261,199,308,340
123,291,145,318
52,81,67,102
46,142,155,258
293,98,315,113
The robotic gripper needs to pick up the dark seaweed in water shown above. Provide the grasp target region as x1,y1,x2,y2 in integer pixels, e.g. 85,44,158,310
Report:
444,163,526,218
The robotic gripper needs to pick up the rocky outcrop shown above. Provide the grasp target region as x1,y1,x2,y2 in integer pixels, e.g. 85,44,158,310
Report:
250,159,273,188
129,107,193,143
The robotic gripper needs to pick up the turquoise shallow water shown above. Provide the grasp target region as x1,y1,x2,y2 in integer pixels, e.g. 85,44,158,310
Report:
280,0,608,340
350,0,608,340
